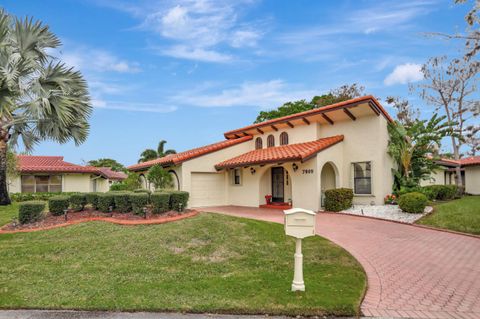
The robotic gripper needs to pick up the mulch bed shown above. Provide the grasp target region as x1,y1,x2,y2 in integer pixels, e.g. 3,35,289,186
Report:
0,208,198,233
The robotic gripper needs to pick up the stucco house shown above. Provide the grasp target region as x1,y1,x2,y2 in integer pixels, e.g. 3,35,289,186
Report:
9,155,127,193
422,156,480,195
128,95,396,211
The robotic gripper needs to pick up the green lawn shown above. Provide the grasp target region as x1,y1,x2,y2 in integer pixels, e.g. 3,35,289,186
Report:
0,202,19,227
416,196,480,235
0,213,365,316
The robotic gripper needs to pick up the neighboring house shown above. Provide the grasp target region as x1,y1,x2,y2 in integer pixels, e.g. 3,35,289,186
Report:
128,95,396,211
422,156,480,195
9,155,127,193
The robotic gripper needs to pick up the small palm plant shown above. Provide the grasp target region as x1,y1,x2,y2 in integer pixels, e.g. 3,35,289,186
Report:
0,10,91,204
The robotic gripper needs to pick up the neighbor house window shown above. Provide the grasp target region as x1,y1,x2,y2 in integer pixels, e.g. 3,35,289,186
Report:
21,175,62,193
280,132,289,145
255,137,263,150
352,162,371,194
231,168,242,185
267,135,275,148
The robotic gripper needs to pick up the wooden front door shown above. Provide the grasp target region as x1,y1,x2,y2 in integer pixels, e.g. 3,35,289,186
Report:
271,167,284,202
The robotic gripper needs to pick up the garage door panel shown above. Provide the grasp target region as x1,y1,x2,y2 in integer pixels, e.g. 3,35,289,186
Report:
190,172,226,207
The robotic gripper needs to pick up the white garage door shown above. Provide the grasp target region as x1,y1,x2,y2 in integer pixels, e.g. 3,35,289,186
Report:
190,172,226,207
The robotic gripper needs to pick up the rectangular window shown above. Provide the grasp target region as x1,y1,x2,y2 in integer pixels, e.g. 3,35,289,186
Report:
232,168,242,185
353,162,372,195
21,175,62,193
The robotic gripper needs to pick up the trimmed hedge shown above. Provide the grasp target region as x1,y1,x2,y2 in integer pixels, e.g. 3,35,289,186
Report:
133,189,151,194
10,192,77,202
112,192,132,213
110,183,130,191
85,192,101,210
18,201,45,224
97,193,115,213
69,193,86,211
437,185,457,200
48,195,70,216
151,192,170,214
324,188,353,212
169,191,189,212
398,192,428,214
130,193,149,215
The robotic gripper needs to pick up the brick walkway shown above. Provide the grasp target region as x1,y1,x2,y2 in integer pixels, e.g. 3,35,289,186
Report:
198,206,480,319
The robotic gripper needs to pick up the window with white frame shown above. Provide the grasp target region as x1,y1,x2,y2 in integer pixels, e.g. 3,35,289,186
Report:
21,175,62,193
231,168,242,185
352,162,372,194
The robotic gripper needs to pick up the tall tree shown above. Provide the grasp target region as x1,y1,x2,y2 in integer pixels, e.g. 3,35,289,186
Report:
386,96,420,127
138,140,176,163
415,56,479,186
254,83,365,123
0,10,91,204
87,158,126,172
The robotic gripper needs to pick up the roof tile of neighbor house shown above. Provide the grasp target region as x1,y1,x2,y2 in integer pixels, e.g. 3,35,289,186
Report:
435,156,480,167
215,135,344,170
223,95,394,138
96,167,128,180
128,135,253,171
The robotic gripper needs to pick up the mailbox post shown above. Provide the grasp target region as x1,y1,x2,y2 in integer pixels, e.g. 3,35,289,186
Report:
284,208,316,292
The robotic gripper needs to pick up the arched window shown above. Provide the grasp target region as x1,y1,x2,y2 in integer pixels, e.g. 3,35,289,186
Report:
280,132,289,145
267,135,275,148
255,137,263,150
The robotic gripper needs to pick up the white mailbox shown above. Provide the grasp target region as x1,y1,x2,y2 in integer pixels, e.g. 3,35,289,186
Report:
284,208,316,239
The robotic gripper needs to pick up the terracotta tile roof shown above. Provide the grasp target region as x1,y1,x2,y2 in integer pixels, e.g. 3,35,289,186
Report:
96,167,128,180
215,135,344,169
128,136,253,171
224,95,393,139
17,155,99,174
459,156,480,167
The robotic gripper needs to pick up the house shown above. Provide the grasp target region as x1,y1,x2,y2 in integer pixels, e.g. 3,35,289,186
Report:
128,95,396,211
9,155,127,193
422,156,480,195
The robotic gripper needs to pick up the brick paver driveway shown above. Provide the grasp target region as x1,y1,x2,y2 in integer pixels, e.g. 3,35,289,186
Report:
198,206,480,319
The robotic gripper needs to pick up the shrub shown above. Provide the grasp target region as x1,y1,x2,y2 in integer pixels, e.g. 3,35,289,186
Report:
147,165,173,189
130,193,149,215
85,192,101,209
69,193,86,211
150,192,170,214
324,188,353,212
113,192,132,213
437,185,457,200
420,186,439,201
18,201,45,224
169,191,189,211
10,192,77,202
109,183,130,191
133,188,151,194
398,192,428,214
48,195,70,216
97,193,115,213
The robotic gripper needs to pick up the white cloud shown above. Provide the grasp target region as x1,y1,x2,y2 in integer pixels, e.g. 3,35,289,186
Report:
384,63,423,86
161,45,233,63
171,80,316,108
62,49,141,73
92,99,178,113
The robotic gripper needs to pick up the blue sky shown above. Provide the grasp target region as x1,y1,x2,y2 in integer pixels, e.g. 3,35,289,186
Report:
1,0,472,166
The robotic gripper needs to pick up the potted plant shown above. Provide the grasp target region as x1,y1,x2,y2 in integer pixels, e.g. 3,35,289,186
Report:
384,194,397,205
265,194,272,205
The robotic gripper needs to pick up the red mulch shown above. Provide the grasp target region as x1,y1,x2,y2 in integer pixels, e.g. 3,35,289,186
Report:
1,207,198,233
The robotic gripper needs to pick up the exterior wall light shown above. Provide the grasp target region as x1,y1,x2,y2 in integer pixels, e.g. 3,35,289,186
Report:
250,167,256,175
292,163,298,172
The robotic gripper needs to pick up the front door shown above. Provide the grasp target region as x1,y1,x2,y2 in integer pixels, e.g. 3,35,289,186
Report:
271,167,284,202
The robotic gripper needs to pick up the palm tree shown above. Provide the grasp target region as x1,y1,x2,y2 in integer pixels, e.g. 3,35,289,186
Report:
0,10,91,204
138,140,176,163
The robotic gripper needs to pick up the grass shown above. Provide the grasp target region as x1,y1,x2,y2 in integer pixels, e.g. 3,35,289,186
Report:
416,196,480,235
0,213,365,316
0,202,19,227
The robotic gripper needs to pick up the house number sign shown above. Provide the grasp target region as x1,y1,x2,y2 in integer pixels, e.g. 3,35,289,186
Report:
302,169,314,174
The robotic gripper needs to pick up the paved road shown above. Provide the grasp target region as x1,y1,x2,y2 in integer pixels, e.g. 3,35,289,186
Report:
199,206,480,319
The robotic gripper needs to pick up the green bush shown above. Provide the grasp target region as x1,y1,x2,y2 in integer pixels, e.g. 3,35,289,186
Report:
69,193,86,211
112,192,132,213
150,192,170,214
48,195,70,216
97,193,115,213
324,188,353,212
10,192,77,202
398,192,428,214
18,201,45,224
169,191,189,212
85,192,101,209
130,193,149,215
419,186,439,201
110,183,130,191
133,188,151,194
437,185,457,200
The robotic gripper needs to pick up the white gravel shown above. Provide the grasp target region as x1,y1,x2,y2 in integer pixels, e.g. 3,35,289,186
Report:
332,204,430,224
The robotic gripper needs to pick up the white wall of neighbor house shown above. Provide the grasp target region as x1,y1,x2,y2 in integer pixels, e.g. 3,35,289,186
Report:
465,166,480,195
8,176,21,193
63,174,93,192
421,169,446,186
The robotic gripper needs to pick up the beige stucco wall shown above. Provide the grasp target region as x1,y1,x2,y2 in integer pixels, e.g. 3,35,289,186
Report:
465,166,480,195
8,173,102,193
421,169,446,186
8,176,21,193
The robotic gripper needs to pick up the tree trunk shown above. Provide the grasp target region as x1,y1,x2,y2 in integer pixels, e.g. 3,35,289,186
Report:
0,141,11,205
451,139,463,188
